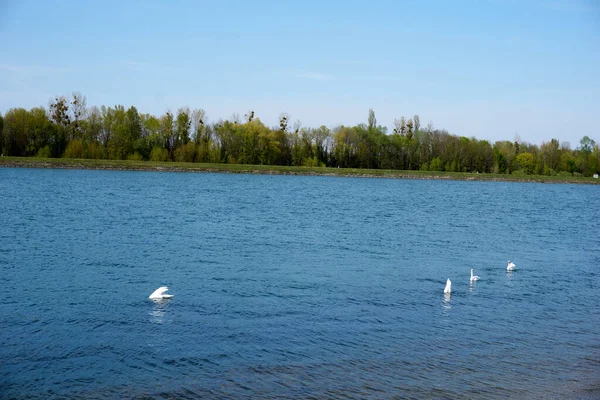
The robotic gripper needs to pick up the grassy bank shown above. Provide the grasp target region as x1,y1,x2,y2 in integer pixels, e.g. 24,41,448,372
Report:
1,156,599,184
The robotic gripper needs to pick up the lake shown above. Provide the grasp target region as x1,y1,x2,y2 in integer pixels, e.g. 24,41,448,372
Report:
1,167,599,399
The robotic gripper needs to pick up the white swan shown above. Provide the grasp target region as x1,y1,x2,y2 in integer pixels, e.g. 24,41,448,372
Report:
507,260,516,271
149,286,173,300
444,279,452,294
470,268,480,282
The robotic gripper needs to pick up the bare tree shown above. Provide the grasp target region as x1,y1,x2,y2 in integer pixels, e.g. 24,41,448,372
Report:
393,118,402,135
70,92,87,141
292,119,302,135
279,113,289,132
413,114,420,133
426,121,434,133
191,108,206,143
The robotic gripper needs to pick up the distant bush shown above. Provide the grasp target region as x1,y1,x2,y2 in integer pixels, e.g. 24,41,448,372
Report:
209,147,221,163
36,145,51,158
445,160,458,172
174,143,196,163
86,142,105,159
63,140,85,159
543,166,557,176
195,144,209,163
302,156,324,167
127,152,143,161
429,157,444,172
150,146,169,162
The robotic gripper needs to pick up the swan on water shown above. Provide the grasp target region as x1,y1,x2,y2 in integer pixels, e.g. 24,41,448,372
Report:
507,261,516,271
470,268,480,282
149,286,173,300
444,279,452,294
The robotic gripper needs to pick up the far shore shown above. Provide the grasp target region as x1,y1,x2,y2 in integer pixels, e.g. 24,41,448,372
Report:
1,156,599,185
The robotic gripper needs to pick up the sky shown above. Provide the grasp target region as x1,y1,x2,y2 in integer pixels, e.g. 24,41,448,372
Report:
0,0,598,146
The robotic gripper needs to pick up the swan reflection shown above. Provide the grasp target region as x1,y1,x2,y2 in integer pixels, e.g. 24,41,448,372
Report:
442,293,452,311
149,299,171,324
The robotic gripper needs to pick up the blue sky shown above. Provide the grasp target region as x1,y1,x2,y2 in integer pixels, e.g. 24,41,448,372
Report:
0,0,598,146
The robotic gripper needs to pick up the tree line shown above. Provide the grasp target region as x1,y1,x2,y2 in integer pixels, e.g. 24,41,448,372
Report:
1,93,598,176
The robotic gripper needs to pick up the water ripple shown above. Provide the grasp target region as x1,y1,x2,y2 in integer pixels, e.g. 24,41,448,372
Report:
0,169,599,399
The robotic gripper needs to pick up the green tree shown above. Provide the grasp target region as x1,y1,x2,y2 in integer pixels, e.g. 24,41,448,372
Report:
49,96,71,156
160,111,175,158
2,108,29,156
332,125,359,168
540,138,560,174
314,125,331,165
368,109,376,130
27,107,53,155
579,136,596,153
516,152,535,174
494,141,517,174
85,106,103,144
106,105,128,159
125,106,143,157
141,113,161,153
0,113,3,155
175,107,191,147
99,105,114,147
495,150,507,174
1,107,52,157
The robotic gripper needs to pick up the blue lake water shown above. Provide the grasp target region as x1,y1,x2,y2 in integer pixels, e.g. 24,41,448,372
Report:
1,167,599,399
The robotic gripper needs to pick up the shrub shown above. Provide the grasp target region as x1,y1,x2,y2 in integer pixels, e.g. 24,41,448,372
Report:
150,146,169,162
36,145,52,158
543,166,557,176
86,142,105,159
516,152,535,175
127,152,144,161
195,144,209,163
209,147,221,163
63,140,85,159
302,156,324,167
174,143,196,162
429,157,444,171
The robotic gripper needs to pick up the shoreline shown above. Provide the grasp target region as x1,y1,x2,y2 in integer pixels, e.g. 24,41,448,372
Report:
1,157,599,185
